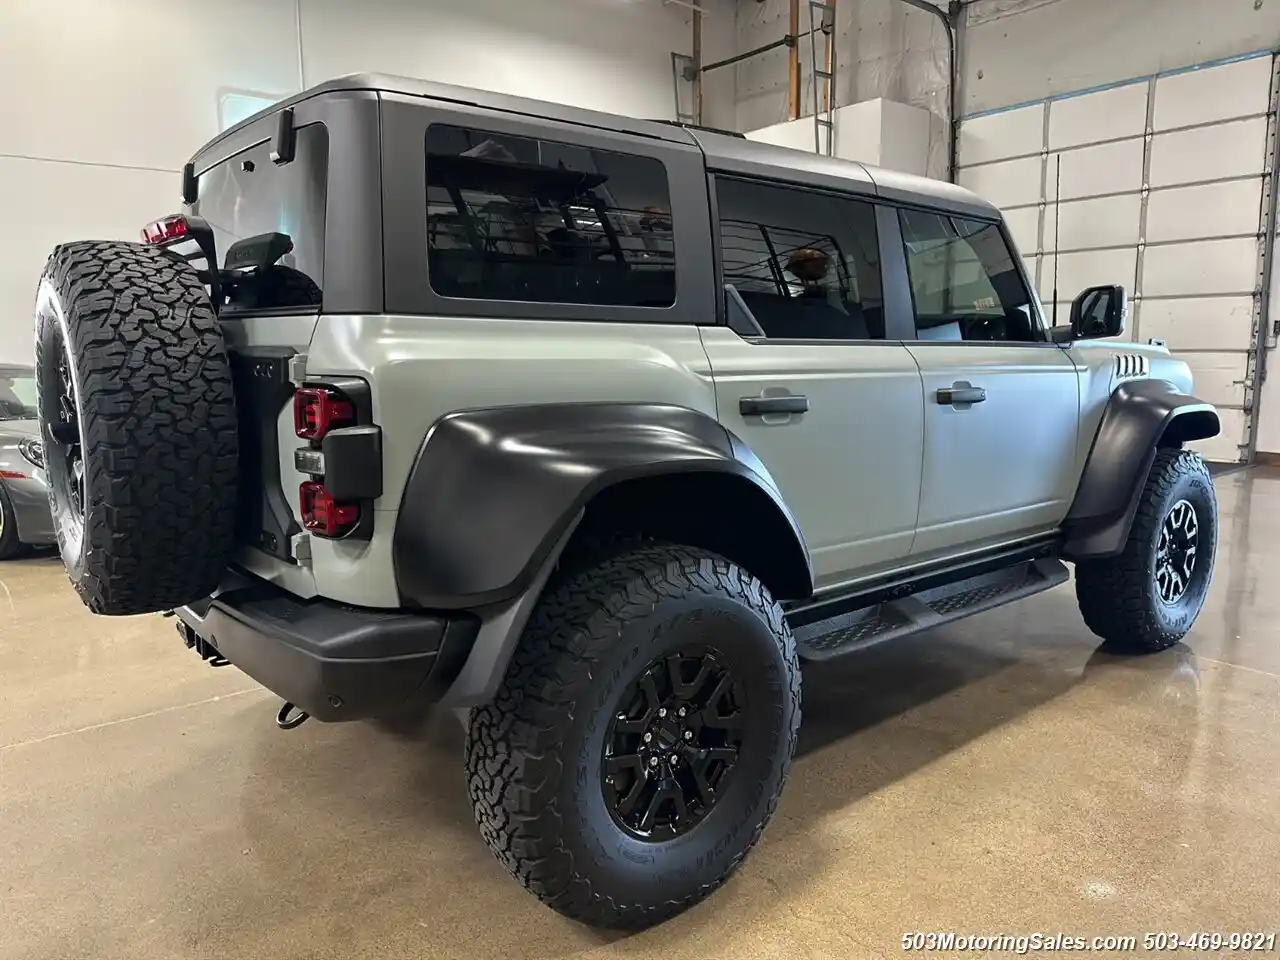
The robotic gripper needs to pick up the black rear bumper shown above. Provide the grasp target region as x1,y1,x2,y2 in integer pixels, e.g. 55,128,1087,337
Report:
173,572,479,721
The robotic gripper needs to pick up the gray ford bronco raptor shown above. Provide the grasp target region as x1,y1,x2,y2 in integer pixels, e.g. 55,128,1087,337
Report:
34,75,1220,929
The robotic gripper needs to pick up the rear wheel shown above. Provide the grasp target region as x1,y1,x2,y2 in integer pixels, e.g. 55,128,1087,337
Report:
34,241,239,614
465,543,800,929
1075,449,1217,653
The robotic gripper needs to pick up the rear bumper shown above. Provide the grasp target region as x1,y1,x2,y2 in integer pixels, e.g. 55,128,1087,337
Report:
173,571,479,721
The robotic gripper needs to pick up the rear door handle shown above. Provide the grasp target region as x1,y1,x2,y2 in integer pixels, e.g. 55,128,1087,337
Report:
936,384,986,406
740,395,810,417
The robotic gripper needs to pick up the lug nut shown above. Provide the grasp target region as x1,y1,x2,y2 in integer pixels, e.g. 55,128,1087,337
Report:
643,732,652,743
649,756,659,767
684,730,693,740
658,707,667,718
677,706,687,718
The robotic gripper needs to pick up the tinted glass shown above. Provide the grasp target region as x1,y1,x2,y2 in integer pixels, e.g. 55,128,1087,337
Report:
426,124,675,307
715,177,883,340
899,209,1038,342
192,123,328,312
0,367,36,421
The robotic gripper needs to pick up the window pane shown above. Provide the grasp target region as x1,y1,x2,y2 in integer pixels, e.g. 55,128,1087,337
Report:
715,178,883,340
426,125,675,307
193,123,328,313
899,209,1038,343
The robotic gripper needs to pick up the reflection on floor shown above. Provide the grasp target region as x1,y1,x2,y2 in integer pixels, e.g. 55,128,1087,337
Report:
2,469,1278,959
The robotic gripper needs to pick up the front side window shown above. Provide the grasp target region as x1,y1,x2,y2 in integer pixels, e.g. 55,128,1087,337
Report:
899,209,1039,343
426,125,675,307
715,177,884,340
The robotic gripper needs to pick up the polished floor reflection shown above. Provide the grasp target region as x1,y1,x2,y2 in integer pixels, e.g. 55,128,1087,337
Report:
2,469,1278,959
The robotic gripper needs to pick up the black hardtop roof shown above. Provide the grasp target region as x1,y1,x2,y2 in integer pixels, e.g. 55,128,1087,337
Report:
197,72,997,219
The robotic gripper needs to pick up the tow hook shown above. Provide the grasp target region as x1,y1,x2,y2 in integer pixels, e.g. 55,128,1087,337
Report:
276,702,310,730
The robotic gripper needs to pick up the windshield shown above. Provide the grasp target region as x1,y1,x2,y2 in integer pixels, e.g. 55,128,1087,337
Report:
0,368,37,421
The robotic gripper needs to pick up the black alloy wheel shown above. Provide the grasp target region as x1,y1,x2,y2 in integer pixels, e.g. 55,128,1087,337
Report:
1155,499,1198,605
602,648,745,841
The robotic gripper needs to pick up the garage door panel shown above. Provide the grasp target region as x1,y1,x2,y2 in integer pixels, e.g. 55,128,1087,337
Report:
1003,206,1041,255
1146,179,1262,243
1153,56,1273,131
1142,238,1258,297
1052,139,1144,200
958,156,1042,209
1048,83,1148,151
1044,193,1142,251
958,104,1045,166
1055,248,1137,300
1182,353,1248,407
1139,297,1254,351
1148,117,1267,188
1188,406,1245,462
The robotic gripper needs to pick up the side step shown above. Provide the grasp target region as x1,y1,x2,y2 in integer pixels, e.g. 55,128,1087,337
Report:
792,558,1070,661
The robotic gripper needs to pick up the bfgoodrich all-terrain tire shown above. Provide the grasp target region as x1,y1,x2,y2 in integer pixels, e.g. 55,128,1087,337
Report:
1075,449,1217,653
466,543,801,929
34,241,238,615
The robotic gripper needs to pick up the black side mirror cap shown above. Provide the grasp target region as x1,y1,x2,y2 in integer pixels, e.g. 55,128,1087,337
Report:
1070,284,1126,340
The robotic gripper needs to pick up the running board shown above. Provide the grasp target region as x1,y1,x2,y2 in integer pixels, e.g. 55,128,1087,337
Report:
792,558,1070,661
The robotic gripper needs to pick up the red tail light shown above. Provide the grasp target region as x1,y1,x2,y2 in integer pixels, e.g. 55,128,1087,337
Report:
299,482,359,537
294,387,355,441
141,215,190,245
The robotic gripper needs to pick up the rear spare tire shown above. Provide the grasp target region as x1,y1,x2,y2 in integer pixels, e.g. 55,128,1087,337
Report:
34,241,238,615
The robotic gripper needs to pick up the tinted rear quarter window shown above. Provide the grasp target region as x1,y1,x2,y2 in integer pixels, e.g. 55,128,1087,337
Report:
193,123,328,313
425,124,676,308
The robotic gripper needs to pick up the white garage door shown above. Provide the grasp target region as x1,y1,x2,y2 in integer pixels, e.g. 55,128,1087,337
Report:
957,53,1279,463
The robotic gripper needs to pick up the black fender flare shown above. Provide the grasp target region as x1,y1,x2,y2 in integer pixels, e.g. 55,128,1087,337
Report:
1063,379,1219,560
391,402,813,610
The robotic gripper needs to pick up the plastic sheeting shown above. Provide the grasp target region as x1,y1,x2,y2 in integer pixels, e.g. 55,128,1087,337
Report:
731,0,951,179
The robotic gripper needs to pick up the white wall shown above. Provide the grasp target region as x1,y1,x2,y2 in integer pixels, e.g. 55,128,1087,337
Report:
0,0,727,363
731,0,951,178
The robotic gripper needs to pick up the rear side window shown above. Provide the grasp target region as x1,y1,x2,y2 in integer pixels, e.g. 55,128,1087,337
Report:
898,209,1038,342
715,176,883,340
192,123,329,313
425,124,675,307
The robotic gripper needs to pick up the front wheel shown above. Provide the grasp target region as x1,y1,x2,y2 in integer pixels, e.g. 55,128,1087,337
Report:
465,543,801,929
1075,449,1217,653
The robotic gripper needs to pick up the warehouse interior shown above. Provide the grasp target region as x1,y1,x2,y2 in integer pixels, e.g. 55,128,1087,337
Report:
3,0,1280,957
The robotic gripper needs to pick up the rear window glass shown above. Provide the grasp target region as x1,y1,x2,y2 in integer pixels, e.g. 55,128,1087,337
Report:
192,123,328,313
426,124,675,308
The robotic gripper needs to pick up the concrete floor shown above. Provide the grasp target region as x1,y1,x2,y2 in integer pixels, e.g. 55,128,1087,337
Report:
3,470,1279,960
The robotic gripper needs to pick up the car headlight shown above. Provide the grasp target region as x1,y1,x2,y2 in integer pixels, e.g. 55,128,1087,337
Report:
17,436,44,469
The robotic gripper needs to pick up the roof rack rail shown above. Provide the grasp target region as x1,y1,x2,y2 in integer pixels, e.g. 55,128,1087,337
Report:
648,119,747,139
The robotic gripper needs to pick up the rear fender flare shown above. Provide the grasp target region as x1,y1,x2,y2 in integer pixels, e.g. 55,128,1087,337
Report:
1063,379,1219,559
392,402,813,610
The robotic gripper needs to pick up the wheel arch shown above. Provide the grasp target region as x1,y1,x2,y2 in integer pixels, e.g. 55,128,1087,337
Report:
392,402,814,611
1063,379,1220,560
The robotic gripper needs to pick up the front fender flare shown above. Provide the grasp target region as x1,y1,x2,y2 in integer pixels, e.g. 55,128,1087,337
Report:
1063,379,1219,559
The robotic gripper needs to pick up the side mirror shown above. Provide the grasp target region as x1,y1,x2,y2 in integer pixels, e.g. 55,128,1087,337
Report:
1070,284,1126,340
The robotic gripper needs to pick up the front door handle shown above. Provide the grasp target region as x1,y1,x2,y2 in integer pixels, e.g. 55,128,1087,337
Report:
936,384,986,406
740,395,810,417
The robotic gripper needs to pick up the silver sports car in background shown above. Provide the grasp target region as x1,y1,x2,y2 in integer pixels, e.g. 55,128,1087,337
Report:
0,363,54,559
